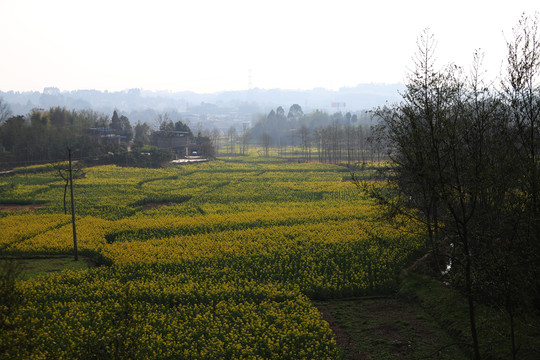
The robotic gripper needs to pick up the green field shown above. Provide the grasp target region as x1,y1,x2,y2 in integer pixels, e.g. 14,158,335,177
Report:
0,158,425,359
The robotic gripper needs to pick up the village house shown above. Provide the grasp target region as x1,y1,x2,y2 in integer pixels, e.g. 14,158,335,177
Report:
88,128,127,145
151,130,197,157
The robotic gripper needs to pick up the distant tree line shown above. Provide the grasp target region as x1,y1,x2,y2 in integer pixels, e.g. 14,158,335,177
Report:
363,14,540,360
221,104,380,163
0,106,212,169
0,107,123,166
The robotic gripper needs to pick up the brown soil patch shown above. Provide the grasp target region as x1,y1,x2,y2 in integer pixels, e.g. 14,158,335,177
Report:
316,296,457,360
0,204,44,212
365,300,435,340
318,304,368,360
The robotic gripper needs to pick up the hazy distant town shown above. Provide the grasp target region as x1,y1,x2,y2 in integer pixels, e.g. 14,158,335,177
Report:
0,83,404,131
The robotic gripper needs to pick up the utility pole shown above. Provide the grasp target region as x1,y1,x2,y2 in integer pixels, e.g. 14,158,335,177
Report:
68,147,78,261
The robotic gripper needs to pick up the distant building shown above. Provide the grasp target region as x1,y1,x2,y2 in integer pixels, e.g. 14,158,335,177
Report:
151,130,195,157
88,128,126,145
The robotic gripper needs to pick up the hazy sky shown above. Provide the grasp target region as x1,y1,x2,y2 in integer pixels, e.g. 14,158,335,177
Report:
0,0,538,93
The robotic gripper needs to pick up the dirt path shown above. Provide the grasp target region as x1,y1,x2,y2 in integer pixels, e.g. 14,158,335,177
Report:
315,296,467,360
318,302,367,360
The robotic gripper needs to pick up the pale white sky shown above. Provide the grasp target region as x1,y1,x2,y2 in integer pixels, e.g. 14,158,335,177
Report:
0,0,538,93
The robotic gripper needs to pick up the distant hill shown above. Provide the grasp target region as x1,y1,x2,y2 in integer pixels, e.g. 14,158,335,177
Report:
2,84,404,115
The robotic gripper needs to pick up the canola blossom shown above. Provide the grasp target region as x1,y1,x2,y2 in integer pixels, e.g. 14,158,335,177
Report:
0,159,424,359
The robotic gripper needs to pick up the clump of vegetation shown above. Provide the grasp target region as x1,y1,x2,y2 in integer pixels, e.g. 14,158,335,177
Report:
359,13,540,359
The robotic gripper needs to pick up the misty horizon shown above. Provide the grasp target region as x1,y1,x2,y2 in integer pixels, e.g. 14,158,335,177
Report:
1,83,406,130
1,81,405,97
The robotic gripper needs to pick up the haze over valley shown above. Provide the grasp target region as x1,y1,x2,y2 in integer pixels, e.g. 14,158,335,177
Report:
0,84,403,130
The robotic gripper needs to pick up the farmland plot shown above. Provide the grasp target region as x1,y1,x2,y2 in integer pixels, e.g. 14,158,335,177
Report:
0,159,424,359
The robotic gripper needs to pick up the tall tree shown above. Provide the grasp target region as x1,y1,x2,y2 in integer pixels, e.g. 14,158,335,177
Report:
227,126,237,154
49,106,68,128
174,120,193,137
298,125,310,161
276,106,285,118
119,115,133,142
499,14,540,357
0,115,26,153
133,121,151,148
503,13,540,213
155,113,172,131
367,29,485,359
211,127,221,155
261,132,272,158
111,110,122,131
240,123,250,155
0,97,12,124
287,104,304,120
365,19,540,359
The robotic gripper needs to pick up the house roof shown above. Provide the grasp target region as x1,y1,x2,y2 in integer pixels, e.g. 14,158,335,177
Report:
154,130,189,136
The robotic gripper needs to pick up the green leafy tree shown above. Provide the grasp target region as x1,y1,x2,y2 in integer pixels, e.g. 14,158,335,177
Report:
174,120,193,138
0,115,26,153
111,110,121,131
160,120,174,131
49,106,68,128
133,121,151,148
287,104,304,120
119,115,133,142
276,106,285,118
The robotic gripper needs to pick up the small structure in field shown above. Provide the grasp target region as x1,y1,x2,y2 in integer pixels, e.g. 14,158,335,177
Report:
151,130,198,157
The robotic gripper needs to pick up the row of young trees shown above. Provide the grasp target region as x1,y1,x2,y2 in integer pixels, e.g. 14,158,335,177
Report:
365,14,540,359
219,106,380,163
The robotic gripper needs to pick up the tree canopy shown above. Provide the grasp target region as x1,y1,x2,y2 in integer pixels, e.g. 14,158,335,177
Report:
363,15,540,360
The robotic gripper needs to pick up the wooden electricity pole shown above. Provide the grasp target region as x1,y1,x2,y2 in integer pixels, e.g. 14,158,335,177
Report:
68,147,78,261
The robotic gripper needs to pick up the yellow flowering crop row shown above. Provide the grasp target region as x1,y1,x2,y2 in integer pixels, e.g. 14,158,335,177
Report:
3,274,338,359
1,161,360,219
0,213,71,250
6,213,422,297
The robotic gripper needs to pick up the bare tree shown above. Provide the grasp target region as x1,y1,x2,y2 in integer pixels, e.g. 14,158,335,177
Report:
261,132,272,158
499,13,540,358
211,127,221,155
155,113,172,131
240,123,250,155
227,126,237,154
298,125,311,161
366,29,486,359
0,97,11,124
503,12,540,212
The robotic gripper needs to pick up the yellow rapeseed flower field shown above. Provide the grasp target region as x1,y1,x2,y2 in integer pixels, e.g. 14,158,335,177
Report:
0,159,424,359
